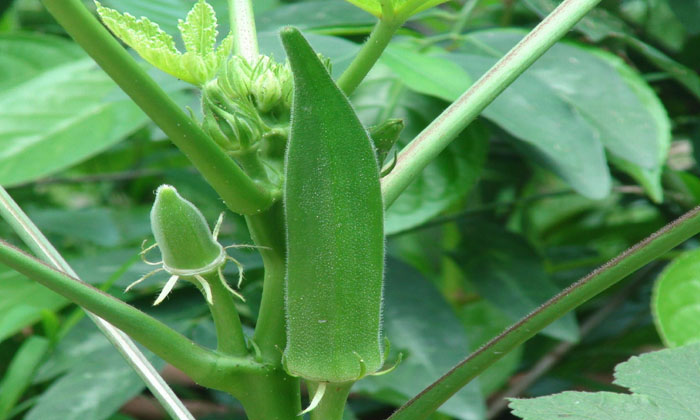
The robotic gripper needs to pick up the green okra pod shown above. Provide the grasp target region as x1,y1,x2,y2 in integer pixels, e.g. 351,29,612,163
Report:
281,27,385,385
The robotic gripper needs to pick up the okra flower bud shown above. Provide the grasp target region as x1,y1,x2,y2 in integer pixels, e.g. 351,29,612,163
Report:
201,81,266,151
127,185,248,305
251,68,282,113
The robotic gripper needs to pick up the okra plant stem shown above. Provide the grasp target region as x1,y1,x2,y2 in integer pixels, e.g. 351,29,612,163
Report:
203,272,248,356
41,0,274,215
309,382,353,420
337,16,402,95
388,206,700,420
0,240,265,386
246,203,288,364
227,0,258,63
381,0,603,207
0,188,194,420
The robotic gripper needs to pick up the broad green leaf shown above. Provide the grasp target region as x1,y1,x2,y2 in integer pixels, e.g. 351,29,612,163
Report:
454,220,579,342
177,0,216,55
343,0,448,18
26,334,163,420
352,66,487,235
382,41,609,199
382,45,471,103
0,336,50,419
524,0,700,102
0,34,83,90
401,29,671,200
459,301,522,395
0,58,148,186
0,268,67,342
355,259,485,420
462,30,670,170
510,342,700,419
652,249,700,347
282,27,384,382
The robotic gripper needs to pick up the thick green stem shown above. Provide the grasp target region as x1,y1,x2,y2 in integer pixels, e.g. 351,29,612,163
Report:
0,239,263,386
337,17,402,95
41,0,273,215
309,382,353,420
203,272,248,356
232,370,301,420
228,0,259,63
388,206,700,420
247,203,288,364
381,0,603,207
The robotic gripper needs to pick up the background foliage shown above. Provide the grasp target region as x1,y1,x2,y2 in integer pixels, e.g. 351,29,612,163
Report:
1,0,699,419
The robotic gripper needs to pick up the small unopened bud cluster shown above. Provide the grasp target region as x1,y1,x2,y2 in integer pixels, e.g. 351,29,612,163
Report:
200,53,332,155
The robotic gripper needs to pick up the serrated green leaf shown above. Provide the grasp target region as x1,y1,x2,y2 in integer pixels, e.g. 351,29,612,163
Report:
343,0,448,18
178,0,217,55
95,2,190,82
652,249,700,347
95,0,230,85
510,342,700,419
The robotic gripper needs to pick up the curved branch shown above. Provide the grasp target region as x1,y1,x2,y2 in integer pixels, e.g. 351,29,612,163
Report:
40,0,274,215
0,240,263,386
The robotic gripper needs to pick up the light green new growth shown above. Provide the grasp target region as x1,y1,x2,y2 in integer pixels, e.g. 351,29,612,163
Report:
95,0,232,86
343,0,449,18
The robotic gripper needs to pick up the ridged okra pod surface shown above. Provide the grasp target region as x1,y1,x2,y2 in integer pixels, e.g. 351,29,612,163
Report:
282,27,385,383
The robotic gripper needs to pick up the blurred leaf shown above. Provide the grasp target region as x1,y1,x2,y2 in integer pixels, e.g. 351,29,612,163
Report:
0,33,83,90
652,249,700,347
355,258,485,420
0,268,67,342
0,35,150,185
668,0,700,35
342,0,448,18
451,30,670,199
459,301,523,395
523,0,633,41
26,342,163,420
524,0,700,102
620,0,686,51
382,40,608,199
353,66,488,235
382,45,471,102
0,336,50,419
510,342,700,419
454,220,579,342
26,207,151,248
257,1,375,32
